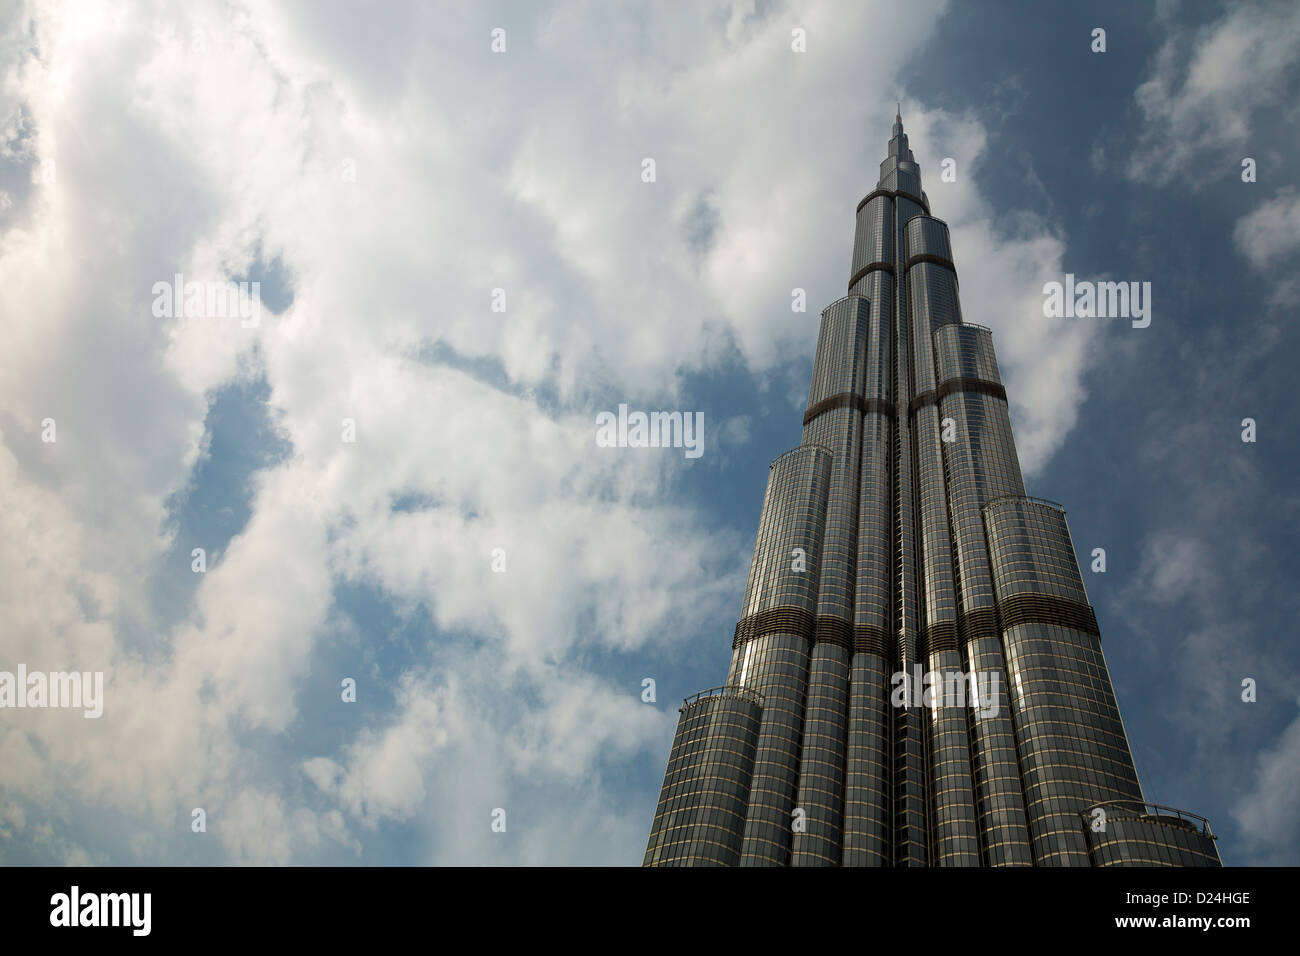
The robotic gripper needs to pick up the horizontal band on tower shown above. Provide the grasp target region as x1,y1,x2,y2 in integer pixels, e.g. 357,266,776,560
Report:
996,593,1099,635
814,616,853,649
853,623,888,656
903,252,958,282
856,187,929,215
847,260,895,291
908,376,1007,415
804,392,897,425
958,606,1000,643
732,608,891,652
732,605,816,648
924,620,959,653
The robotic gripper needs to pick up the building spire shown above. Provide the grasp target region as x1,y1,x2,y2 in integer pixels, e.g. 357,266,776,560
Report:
889,105,908,164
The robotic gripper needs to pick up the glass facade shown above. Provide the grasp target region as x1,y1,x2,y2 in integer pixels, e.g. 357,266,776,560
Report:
642,686,764,866
643,111,1220,868
1083,801,1221,867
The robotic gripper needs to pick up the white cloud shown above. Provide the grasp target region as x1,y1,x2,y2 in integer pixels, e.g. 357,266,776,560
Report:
1233,187,1300,270
1137,530,1216,605
1233,699,1300,865
1124,2,1300,185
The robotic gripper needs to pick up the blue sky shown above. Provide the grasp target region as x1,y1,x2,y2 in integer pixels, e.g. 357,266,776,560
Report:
0,0,1297,866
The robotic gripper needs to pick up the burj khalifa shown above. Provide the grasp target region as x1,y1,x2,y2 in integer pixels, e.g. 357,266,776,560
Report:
642,110,1221,867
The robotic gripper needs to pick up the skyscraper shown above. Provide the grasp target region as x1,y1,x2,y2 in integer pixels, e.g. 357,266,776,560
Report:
643,110,1221,868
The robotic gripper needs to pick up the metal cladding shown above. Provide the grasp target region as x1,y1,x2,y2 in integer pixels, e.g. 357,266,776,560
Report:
730,445,832,865
642,686,765,867
643,110,1220,867
1082,802,1222,867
